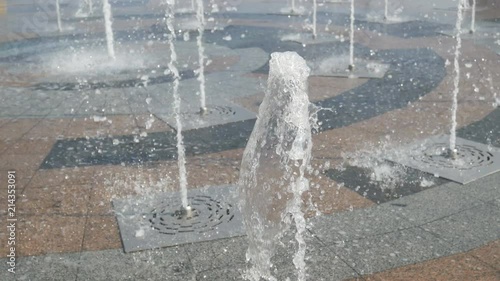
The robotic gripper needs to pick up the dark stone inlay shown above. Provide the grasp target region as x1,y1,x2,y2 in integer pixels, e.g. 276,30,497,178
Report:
326,165,450,204
40,44,446,169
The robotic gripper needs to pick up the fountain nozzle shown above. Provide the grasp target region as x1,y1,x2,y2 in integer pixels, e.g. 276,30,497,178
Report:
199,106,208,115
177,205,195,219
469,29,475,34
348,64,355,72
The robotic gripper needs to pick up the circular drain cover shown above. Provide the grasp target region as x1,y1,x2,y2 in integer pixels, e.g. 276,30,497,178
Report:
148,195,235,235
414,143,494,170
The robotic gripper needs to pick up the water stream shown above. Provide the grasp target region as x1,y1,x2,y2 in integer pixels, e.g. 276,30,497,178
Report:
239,52,312,281
196,0,207,113
166,0,189,209
103,0,116,60
56,0,62,32
349,0,355,69
450,0,466,155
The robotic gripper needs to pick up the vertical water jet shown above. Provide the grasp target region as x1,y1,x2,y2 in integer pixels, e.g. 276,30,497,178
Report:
103,0,116,60
450,0,466,157
239,52,312,281
196,0,207,114
55,0,62,32
349,0,355,71
165,0,190,211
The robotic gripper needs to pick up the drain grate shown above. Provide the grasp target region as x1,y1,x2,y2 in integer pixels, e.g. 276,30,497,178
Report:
386,135,500,184
414,143,494,170
113,185,245,253
157,98,256,131
148,195,235,235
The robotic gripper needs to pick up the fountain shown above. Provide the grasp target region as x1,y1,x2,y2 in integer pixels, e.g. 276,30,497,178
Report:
239,52,312,281
165,0,190,215
386,0,500,184
55,0,62,32
469,0,476,34
196,0,207,114
276,0,305,16
306,0,389,78
103,0,116,60
281,0,340,44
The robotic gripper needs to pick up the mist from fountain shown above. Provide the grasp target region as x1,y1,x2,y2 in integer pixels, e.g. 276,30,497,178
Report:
103,0,116,60
56,0,62,32
239,52,312,281
166,0,189,210
196,0,208,113
450,0,466,156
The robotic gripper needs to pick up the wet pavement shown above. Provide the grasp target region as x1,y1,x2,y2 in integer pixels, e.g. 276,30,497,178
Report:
0,0,499,280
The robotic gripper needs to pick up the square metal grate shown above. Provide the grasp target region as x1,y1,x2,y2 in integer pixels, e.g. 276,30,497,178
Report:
386,135,500,184
157,98,256,131
113,185,245,253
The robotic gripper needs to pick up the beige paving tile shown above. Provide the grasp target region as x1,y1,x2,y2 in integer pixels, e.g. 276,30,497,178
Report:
18,184,91,216
15,215,86,257
82,216,122,251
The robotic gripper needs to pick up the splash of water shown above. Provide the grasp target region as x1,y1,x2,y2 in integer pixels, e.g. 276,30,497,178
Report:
470,0,476,33
312,0,317,39
103,0,116,60
166,0,189,209
56,0,62,32
195,0,207,113
349,0,355,69
239,52,312,281
450,0,465,154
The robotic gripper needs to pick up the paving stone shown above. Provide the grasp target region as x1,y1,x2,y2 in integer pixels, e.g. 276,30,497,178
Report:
421,203,500,253
308,203,412,245
0,252,80,281
333,227,454,276
386,180,485,226
77,248,195,281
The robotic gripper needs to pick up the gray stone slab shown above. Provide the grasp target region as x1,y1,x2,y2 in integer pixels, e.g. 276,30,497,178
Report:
272,234,360,281
157,98,256,131
308,204,412,245
113,185,246,253
0,252,80,281
77,248,195,281
421,203,500,253
451,171,500,204
386,135,500,184
388,180,484,226
184,236,248,272
333,227,453,276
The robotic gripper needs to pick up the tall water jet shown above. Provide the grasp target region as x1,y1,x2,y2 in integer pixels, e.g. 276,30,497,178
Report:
88,0,93,15
239,52,312,281
450,0,466,158
55,0,62,32
312,0,317,39
166,0,190,213
384,0,388,20
348,0,355,71
470,0,476,34
196,0,207,114
292,0,296,13
103,0,116,60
